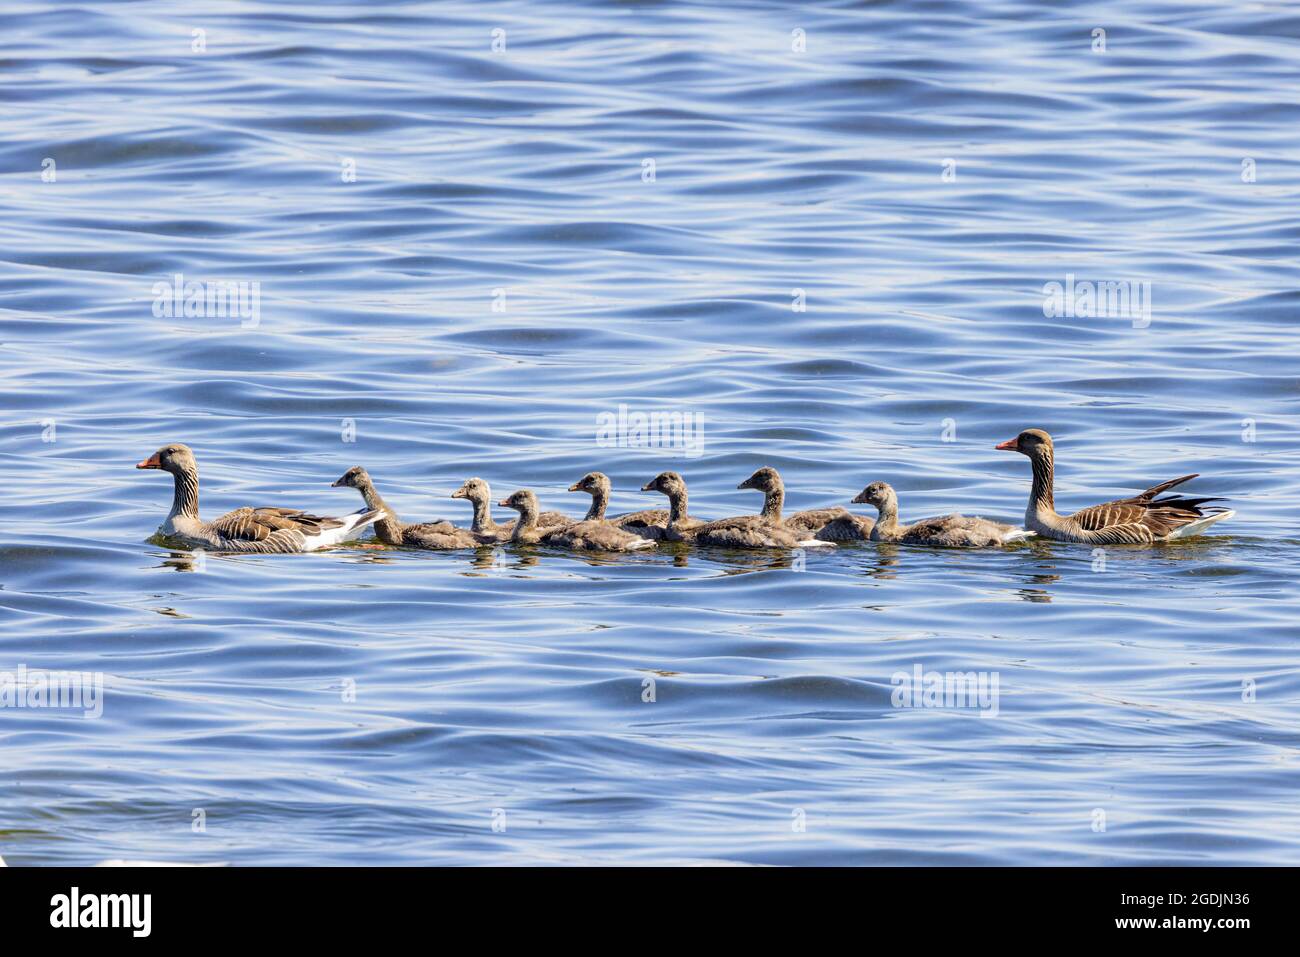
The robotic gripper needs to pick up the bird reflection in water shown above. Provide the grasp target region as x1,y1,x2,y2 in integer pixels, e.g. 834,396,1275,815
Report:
864,543,900,580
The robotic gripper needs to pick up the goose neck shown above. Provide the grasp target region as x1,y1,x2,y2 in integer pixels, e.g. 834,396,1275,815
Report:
169,465,200,522
510,504,537,542
668,488,688,525
584,487,608,522
470,493,493,532
358,479,404,543
1029,448,1055,514
760,486,783,522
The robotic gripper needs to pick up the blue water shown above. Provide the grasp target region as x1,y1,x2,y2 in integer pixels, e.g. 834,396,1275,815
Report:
1,0,1298,865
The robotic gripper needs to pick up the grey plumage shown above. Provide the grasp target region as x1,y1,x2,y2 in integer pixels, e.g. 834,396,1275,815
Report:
499,488,653,552
137,444,379,553
996,429,1231,544
854,482,1020,547
331,466,479,549
452,477,568,544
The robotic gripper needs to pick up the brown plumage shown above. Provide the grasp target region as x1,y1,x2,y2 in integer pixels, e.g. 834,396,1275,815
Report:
331,466,479,549
854,482,1024,547
136,444,379,553
738,466,852,536
569,471,670,536
809,512,876,542
498,489,653,551
689,515,811,549
638,471,704,541
451,477,568,544
647,468,826,548
995,428,1233,544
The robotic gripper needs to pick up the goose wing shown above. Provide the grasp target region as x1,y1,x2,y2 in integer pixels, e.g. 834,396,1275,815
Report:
785,506,850,533
543,519,648,551
1069,474,1226,541
208,506,341,543
612,507,669,527
404,520,456,536
402,523,478,550
813,514,873,542
612,508,671,538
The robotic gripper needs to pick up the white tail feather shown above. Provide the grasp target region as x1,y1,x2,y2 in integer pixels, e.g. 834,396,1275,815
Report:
1166,509,1235,540
302,507,381,551
1001,528,1036,543
627,537,655,550
798,539,835,548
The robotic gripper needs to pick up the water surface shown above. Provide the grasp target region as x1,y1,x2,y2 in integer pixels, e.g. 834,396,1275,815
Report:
1,0,1298,865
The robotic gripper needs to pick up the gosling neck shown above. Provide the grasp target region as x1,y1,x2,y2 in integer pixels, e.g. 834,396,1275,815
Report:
759,485,784,522
584,486,608,522
354,477,393,516
509,503,538,542
873,495,900,533
469,492,493,532
668,487,688,525
356,477,404,544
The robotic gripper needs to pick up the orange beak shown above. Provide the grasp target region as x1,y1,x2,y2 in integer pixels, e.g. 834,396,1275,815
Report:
136,453,161,469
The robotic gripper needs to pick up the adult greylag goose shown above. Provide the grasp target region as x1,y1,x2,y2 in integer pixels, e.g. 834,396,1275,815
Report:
331,467,479,549
995,428,1233,544
135,444,379,553
853,482,1030,547
497,489,654,551
569,471,670,536
451,477,567,544
638,471,705,541
735,466,865,540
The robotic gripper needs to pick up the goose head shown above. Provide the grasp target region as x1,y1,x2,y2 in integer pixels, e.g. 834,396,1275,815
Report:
136,443,196,475
737,466,781,492
330,466,371,489
852,481,896,510
497,489,538,515
568,471,611,496
995,428,1053,458
452,477,489,503
641,471,686,498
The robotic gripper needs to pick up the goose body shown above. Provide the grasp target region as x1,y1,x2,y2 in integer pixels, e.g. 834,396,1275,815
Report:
995,429,1233,544
646,468,831,549
570,471,674,539
638,471,708,541
809,513,877,542
331,467,479,549
740,469,875,541
740,466,852,537
452,477,567,544
499,489,653,551
136,444,379,553
855,482,1028,547
689,515,816,549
